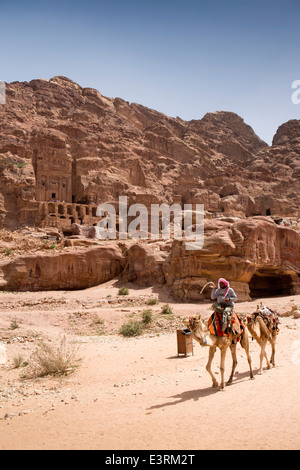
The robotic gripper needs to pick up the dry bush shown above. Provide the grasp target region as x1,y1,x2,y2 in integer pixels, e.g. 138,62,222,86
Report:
141,309,153,325
12,354,25,369
25,336,80,378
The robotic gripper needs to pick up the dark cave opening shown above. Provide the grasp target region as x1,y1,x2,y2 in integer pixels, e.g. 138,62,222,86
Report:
249,271,294,298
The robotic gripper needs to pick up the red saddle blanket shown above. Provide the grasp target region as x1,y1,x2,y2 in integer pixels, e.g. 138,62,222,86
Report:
208,311,245,338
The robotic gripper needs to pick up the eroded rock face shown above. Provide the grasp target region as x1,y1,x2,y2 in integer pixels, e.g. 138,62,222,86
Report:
0,218,299,298
0,76,299,230
161,218,300,301
0,244,124,291
122,242,169,286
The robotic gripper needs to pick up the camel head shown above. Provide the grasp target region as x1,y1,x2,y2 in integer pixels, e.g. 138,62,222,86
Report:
183,314,202,331
183,314,214,347
246,313,255,326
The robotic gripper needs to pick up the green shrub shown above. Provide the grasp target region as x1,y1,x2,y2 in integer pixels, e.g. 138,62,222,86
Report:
141,309,153,325
119,320,143,337
11,162,28,169
146,298,158,305
161,304,173,315
118,287,129,296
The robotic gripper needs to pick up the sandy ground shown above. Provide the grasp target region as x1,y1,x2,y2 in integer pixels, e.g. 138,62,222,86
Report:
0,280,299,450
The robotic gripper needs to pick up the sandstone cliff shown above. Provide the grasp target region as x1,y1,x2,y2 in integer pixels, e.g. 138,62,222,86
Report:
0,76,299,230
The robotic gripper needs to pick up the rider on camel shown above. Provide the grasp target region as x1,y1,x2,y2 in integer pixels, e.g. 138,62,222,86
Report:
211,278,237,331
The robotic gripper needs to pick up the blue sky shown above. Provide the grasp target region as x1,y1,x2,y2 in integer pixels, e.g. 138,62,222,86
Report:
1,0,299,144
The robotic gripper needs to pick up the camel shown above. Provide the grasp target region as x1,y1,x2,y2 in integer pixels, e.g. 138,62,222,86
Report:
246,303,279,375
183,314,254,390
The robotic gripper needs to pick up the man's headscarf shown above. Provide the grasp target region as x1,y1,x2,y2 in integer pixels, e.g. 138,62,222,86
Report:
218,278,230,297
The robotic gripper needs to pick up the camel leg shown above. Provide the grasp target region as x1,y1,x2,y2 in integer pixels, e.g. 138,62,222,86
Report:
240,331,254,380
219,347,227,390
206,346,218,388
259,339,270,374
227,343,237,385
269,336,277,367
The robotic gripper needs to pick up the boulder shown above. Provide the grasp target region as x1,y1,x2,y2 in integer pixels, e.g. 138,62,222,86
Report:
122,242,167,286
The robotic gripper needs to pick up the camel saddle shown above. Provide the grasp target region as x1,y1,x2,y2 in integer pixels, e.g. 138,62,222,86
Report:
250,307,280,333
208,310,245,338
